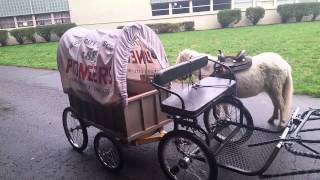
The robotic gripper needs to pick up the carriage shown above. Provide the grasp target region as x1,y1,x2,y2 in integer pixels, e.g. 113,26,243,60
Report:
57,23,320,179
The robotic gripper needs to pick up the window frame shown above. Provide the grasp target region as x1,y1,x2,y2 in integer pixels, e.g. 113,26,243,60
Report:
35,13,52,26
16,15,34,28
193,0,211,12
151,2,170,16
172,1,190,14
0,17,16,29
53,11,71,24
213,0,232,10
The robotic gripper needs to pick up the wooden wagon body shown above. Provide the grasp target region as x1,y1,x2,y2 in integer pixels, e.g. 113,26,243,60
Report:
68,90,170,144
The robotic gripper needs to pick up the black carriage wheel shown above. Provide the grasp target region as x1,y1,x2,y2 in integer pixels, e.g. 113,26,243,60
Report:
94,132,123,172
62,107,88,152
204,98,253,144
158,130,218,180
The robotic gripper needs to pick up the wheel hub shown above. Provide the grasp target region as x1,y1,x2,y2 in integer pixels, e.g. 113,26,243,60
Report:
178,157,190,169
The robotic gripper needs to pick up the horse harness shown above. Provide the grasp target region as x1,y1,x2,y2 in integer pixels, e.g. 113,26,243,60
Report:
212,50,252,79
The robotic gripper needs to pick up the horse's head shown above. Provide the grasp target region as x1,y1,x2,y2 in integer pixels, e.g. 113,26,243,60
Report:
175,49,200,64
175,49,201,80
176,49,215,79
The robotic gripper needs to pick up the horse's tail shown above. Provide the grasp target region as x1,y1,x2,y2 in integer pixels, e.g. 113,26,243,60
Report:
282,66,293,123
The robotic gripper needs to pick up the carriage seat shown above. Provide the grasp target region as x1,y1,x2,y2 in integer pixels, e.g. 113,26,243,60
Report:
152,55,236,119
161,77,235,118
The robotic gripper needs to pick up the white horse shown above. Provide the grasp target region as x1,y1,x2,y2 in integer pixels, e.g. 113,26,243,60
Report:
176,49,293,126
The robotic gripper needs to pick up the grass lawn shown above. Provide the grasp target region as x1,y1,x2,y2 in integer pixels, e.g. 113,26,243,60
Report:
0,21,320,96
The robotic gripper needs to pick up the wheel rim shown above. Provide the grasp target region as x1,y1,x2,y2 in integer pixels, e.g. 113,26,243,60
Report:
207,102,248,142
64,110,85,148
162,135,210,180
96,136,120,169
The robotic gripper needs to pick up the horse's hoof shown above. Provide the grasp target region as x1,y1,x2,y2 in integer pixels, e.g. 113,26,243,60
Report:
268,118,275,124
278,124,286,131
276,120,287,129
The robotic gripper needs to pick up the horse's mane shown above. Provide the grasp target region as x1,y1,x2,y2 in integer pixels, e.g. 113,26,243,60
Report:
176,49,216,64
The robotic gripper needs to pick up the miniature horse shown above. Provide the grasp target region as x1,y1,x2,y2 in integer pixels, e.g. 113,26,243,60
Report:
176,49,293,127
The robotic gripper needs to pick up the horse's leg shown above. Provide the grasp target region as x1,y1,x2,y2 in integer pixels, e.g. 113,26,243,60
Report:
274,91,285,127
267,92,279,124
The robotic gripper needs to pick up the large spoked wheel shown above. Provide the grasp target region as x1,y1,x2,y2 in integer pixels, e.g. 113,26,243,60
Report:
94,132,123,172
204,98,253,144
158,130,218,180
62,107,88,152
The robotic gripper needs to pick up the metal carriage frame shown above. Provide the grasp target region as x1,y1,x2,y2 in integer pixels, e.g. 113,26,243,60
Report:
151,55,320,180
61,54,320,180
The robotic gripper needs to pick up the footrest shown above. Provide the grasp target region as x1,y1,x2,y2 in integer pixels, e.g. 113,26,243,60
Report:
214,125,281,173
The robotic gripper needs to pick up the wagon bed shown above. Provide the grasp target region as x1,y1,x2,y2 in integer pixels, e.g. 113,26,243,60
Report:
68,90,171,144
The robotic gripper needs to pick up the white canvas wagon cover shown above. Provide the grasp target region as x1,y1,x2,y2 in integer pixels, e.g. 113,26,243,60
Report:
57,23,169,106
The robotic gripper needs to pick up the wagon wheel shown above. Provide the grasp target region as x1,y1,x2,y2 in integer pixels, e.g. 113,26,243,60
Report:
158,130,218,180
94,132,123,172
62,107,88,152
204,98,253,144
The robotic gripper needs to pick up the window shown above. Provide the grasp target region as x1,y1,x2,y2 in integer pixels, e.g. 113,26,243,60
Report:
0,17,15,29
193,0,210,12
53,11,71,24
213,0,231,10
151,3,170,16
35,13,52,26
16,15,33,27
233,0,253,9
256,0,274,8
277,0,295,5
172,1,189,14
298,0,317,2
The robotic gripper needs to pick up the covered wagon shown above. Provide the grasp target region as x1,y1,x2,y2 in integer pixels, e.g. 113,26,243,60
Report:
57,22,171,171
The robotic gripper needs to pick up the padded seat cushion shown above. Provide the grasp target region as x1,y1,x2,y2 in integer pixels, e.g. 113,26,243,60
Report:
161,77,236,118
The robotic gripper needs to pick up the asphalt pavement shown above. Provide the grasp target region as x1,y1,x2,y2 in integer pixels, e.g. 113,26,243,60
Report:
0,65,320,180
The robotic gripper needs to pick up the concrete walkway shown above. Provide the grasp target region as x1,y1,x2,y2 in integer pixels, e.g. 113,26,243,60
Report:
1,65,320,180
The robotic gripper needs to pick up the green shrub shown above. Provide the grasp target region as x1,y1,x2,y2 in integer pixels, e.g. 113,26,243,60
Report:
21,28,36,43
217,9,242,28
246,7,265,25
10,29,26,44
183,21,195,31
148,23,177,33
10,28,37,44
52,23,76,38
277,2,320,23
146,21,194,33
0,30,8,46
309,2,320,21
294,3,309,22
36,25,53,42
277,4,294,23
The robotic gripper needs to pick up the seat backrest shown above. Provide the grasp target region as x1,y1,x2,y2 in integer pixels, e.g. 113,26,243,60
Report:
153,55,208,86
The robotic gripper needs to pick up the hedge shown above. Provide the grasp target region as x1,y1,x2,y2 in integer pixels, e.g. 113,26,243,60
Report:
147,21,195,33
0,30,8,46
52,23,76,38
36,25,54,42
36,23,76,42
10,29,26,44
218,9,242,28
309,2,320,21
8,23,76,45
277,2,320,23
117,21,195,33
246,7,265,25
22,28,36,43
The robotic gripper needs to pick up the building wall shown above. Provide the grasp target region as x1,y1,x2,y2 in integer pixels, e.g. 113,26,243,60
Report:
1,0,286,45
68,0,153,27
68,0,281,30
